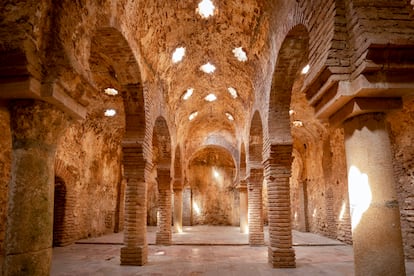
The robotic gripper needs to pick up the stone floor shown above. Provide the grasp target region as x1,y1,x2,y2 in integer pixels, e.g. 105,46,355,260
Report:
51,226,414,276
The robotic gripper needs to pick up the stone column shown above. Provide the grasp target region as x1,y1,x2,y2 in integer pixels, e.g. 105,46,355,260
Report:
156,168,172,245
120,144,147,266
238,179,248,233
264,144,295,268
343,113,405,276
173,183,183,233
248,168,264,245
4,100,68,275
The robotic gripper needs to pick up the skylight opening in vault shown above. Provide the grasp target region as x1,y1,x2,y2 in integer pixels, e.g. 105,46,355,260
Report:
200,62,216,74
197,0,215,19
301,64,310,74
172,47,186,63
104,87,118,96
189,111,199,121
227,87,238,98
205,93,217,102
233,47,248,62
104,109,117,117
225,112,234,121
182,88,194,100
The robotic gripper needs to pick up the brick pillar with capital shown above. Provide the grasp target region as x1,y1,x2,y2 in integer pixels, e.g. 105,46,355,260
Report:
4,100,69,275
120,144,148,266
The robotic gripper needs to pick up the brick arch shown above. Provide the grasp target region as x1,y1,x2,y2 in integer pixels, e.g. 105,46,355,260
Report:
249,110,264,169
89,27,146,142
53,176,67,247
54,159,77,246
268,24,309,145
152,116,172,168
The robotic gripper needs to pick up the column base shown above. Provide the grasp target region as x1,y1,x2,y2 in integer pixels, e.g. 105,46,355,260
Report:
156,231,172,245
120,246,148,266
268,247,296,268
249,232,264,246
3,248,52,276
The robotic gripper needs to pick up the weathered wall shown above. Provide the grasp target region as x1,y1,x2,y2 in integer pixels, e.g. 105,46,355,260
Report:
0,105,11,265
388,97,414,260
55,116,123,241
189,165,236,225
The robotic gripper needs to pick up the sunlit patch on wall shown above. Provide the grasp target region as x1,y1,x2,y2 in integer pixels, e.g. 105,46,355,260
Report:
348,165,372,231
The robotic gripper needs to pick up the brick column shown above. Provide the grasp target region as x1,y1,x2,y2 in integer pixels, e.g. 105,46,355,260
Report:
343,113,405,276
120,145,147,265
173,179,183,233
4,100,68,275
156,168,172,245
238,180,248,233
248,168,264,245
264,144,295,268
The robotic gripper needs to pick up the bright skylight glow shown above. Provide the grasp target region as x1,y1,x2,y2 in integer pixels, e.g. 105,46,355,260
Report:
104,109,116,117
232,47,248,62
205,93,217,102
301,64,310,74
104,87,118,96
225,112,234,121
200,62,216,74
172,47,186,63
227,87,238,98
182,88,194,100
197,0,215,18
189,111,198,121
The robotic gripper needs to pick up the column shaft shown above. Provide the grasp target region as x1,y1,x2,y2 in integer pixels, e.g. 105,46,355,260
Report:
239,180,248,233
120,145,147,265
173,188,183,233
248,169,264,245
344,113,405,276
156,169,172,245
264,144,295,268
4,100,67,275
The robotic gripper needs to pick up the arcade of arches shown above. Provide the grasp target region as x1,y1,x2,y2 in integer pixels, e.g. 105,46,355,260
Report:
1,0,414,275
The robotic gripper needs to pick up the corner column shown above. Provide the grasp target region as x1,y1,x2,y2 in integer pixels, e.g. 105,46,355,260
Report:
264,144,295,268
247,168,264,245
4,100,68,275
120,144,147,266
173,179,183,233
156,168,172,245
238,179,248,233
343,113,405,276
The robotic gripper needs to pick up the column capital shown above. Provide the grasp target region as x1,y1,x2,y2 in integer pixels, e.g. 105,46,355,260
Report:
172,178,183,191
331,97,402,127
11,99,69,150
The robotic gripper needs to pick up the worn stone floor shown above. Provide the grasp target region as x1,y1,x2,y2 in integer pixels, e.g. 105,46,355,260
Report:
51,226,414,276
